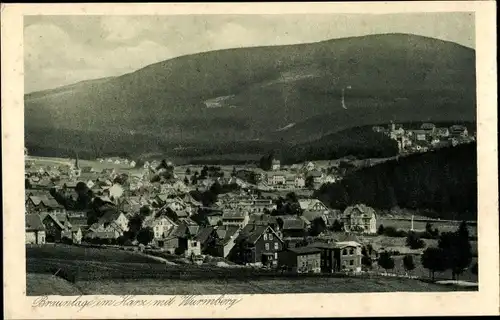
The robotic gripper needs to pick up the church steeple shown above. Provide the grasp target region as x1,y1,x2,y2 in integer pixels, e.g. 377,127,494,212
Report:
74,151,79,169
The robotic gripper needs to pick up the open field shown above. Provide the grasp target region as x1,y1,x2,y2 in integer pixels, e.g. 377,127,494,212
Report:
26,244,163,264
377,218,477,237
26,273,475,296
27,156,133,171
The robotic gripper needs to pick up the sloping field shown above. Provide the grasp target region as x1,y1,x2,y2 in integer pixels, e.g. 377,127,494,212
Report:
26,274,82,296
71,276,475,295
26,244,163,264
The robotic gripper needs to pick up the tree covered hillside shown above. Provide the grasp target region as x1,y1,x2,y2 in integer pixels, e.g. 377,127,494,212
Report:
315,142,477,220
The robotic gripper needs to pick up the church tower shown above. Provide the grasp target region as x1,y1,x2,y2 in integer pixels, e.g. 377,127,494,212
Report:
71,150,81,178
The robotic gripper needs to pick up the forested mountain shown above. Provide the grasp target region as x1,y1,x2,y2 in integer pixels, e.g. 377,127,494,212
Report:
25,33,476,158
315,142,477,220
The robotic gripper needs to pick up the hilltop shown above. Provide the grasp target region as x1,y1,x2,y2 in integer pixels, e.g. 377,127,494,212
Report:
25,33,476,159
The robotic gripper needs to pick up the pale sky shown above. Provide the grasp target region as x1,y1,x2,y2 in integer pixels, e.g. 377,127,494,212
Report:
24,13,475,93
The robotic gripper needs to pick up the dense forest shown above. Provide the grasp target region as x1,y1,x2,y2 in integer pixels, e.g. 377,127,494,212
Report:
314,142,477,220
280,126,400,165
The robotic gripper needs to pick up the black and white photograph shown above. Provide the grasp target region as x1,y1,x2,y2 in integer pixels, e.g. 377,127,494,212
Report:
2,2,499,319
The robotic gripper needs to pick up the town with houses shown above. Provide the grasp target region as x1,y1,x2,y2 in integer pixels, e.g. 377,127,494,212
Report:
24,121,476,276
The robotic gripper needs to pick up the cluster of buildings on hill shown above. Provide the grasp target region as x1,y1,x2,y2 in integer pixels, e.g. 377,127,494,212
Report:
25,155,381,274
373,122,475,154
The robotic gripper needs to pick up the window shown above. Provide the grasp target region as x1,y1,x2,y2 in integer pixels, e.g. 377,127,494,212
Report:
274,242,279,250
350,260,354,266
269,234,273,241
342,249,347,255
349,248,354,255
265,243,269,250
193,242,198,247
263,234,268,240
274,252,278,259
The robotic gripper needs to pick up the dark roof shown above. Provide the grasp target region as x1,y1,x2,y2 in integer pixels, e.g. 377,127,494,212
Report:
237,224,280,244
308,242,337,250
25,214,46,231
288,247,322,255
194,226,214,244
215,225,240,244
302,211,325,222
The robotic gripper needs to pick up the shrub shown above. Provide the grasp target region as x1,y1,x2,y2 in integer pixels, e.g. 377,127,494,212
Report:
406,231,426,249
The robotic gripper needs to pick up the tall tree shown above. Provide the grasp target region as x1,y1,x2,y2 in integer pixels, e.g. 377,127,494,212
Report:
136,227,154,246
377,251,395,273
421,247,447,281
406,231,426,249
403,255,416,275
438,221,473,280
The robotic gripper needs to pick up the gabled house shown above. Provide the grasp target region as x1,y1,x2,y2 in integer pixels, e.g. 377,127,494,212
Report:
230,224,284,267
207,225,241,258
172,222,201,257
144,215,177,240
341,204,377,234
25,213,46,244
298,199,329,213
41,212,67,242
88,211,129,239
26,195,65,214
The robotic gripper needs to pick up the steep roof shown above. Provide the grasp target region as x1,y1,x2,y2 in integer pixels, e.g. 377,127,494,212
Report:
237,223,281,244
25,214,46,231
343,204,376,219
194,226,214,244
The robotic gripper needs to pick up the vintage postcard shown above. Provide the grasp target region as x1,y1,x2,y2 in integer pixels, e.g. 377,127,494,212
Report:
2,1,499,319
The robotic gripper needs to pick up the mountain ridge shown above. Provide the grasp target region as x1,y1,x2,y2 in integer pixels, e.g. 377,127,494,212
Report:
25,33,476,158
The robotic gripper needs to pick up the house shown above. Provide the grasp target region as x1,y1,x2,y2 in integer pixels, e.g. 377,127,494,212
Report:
222,210,249,228
266,172,286,186
449,125,469,137
207,225,241,258
68,216,88,244
172,222,202,257
420,123,436,134
202,208,224,226
279,216,308,238
435,127,450,138
26,195,65,214
298,199,329,213
251,199,277,214
411,129,428,141
41,212,67,242
145,215,177,240
304,161,315,172
194,226,215,253
88,211,129,239
230,224,284,267
271,159,281,171
341,204,377,234
309,241,363,273
335,241,363,272
25,213,46,244
278,247,321,273
307,171,324,185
